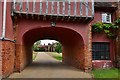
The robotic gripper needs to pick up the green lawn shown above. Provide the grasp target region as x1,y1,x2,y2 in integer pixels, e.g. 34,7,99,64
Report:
32,52,38,60
46,52,62,61
54,56,62,60
92,68,119,78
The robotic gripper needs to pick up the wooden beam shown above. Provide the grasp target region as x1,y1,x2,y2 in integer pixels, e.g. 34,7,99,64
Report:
46,1,48,14
12,0,16,16
67,16,71,22
40,0,42,14
31,0,36,19
62,1,65,21
73,0,77,21
74,0,77,16
20,0,22,12
26,0,29,15
67,0,71,22
43,15,46,21
56,2,60,20
68,0,71,16
62,1,65,15
72,17,76,22
37,15,40,20
51,1,54,14
80,0,82,17
92,0,94,17
85,0,88,17
57,2,60,15
33,0,36,13
13,0,16,10
51,1,54,19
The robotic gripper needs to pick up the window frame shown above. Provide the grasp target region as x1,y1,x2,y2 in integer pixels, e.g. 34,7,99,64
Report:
92,42,110,60
102,13,112,23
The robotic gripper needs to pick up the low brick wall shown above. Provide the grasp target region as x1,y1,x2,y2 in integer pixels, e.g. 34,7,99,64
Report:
92,60,113,69
2,41,15,78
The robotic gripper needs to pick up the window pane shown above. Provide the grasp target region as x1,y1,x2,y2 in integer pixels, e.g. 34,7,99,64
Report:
92,42,110,60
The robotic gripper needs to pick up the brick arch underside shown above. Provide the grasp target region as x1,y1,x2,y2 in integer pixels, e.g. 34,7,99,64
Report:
15,27,85,72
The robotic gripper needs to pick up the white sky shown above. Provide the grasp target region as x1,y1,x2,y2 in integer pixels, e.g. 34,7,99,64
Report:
41,40,57,45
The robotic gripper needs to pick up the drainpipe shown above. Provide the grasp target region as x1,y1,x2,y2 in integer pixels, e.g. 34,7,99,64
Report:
0,1,15,42
2,0,7,39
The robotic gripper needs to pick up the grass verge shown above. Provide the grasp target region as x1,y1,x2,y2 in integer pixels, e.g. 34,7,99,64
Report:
33,52,38,60
92,68,119,78
46,52,62,61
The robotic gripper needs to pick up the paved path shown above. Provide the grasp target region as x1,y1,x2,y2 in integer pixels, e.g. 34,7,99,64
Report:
9,52,92,78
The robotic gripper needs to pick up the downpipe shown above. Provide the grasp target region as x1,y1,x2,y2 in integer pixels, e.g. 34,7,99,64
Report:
2,0,7,38
0,0,15,43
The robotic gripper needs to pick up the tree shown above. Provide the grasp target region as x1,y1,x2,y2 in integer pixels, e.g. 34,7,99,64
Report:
55,42,62,53
33,40,41,52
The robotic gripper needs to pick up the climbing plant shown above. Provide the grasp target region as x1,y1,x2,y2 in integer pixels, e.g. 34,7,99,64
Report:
115,17,120,25
92,18,120,39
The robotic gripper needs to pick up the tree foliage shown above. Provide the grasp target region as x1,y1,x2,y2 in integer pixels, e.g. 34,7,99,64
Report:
33,40,42,52
55,42,62,53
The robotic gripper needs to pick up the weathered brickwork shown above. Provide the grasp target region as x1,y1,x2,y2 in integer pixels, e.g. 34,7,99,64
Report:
62,43,85,70
84,23,92,72
2,41,15,78
15,44,32,72
1,1,119,78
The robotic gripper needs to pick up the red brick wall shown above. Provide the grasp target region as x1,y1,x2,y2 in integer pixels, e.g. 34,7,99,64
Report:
91,9,116,68
2,41,15,78
15,44,32,72
14,23,92,72
62,41,85,70
5,3,14,40
0,41,2,78
14,17,92,72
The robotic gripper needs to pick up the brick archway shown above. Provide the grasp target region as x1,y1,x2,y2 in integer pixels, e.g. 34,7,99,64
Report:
2,17,92,77
15,27,85,72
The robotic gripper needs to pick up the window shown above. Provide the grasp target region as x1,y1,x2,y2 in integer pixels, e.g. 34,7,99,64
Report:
102,13,112,23
92,42,110,60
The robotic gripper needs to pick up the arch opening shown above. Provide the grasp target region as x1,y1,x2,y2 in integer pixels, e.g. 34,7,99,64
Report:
17,27,85,71
32,39,62,62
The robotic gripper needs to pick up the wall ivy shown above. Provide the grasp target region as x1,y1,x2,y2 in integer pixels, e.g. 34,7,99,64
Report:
92,18,120,39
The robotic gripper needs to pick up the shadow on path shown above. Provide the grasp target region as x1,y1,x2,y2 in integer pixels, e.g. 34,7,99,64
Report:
9,52,92,78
